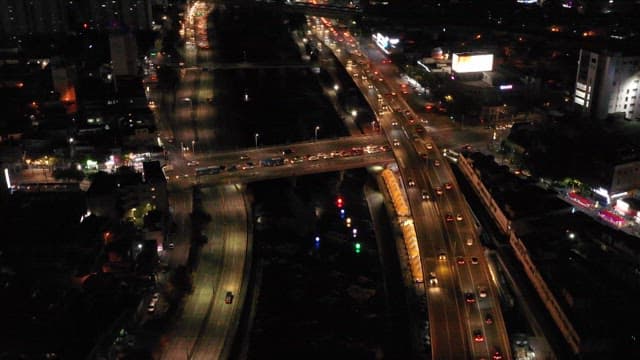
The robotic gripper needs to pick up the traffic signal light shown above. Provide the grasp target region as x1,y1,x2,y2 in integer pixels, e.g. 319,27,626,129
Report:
354,242,361,254
336,196,344,208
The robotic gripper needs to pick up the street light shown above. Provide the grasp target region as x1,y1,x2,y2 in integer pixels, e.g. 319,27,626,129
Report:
314,126,320,141
255,133,259,149
351,109,357,117
192,139,196,155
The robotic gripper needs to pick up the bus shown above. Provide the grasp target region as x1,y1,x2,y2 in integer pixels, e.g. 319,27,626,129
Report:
260,157,285,167
195,165,224,176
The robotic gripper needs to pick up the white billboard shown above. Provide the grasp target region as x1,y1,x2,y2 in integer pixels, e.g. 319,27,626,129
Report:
452,53,493,73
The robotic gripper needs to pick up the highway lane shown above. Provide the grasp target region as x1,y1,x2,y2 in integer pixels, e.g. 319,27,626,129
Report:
161,4,253,359
399,132,471,359
311,20,471,357
365,38,512,360
428,140,511,358
308,17,512,359
160,186,226,360
191,184,248,359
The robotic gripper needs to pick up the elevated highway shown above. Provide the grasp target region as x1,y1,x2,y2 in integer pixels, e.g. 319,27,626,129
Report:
164,134,392,188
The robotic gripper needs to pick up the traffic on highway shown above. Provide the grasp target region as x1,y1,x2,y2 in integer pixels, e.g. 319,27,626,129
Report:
306,14,511,360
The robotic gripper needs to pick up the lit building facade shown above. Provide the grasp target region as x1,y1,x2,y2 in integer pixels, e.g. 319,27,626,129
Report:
574,48,640,120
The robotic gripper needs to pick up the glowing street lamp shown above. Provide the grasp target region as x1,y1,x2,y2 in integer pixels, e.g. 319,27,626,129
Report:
314,126,320,141
254,133,259,149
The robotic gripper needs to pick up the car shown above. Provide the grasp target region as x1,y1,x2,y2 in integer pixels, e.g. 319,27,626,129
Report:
147,303,156,313
492,348,503,360
225,291,234,304
466,238,473,246
407,115,415,124
485,313,494,325
407,178,416,187
444,182,453,190
419,152,428,160
445,214,454,222
456,213,463,221
435,187,443,195
479,287,488,298
426,142,433,150
391,120,398,126
428,272,438,286
241,162,255,170
465,292,476,303
282,148,294,155
438,252,447,261
168,242,175,250
434,160,441,167
239,154,250,160
393,138,400,147
471,257,479,264
421,190,430,200
473,330,484,342
456,256,465,265
404,110,411,116
186,160,199,166
152,292,160,301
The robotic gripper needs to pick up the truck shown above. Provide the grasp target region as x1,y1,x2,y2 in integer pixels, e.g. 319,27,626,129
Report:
260,157,285,167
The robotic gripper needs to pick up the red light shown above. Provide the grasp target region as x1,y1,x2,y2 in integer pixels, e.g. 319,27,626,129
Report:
83,23,88,29
336,196,344,208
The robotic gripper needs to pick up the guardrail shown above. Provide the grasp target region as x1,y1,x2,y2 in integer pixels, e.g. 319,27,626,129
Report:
456,154,581,354
381,168,423,283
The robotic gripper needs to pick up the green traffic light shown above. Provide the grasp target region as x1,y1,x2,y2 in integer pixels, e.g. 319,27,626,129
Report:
355,242,361,253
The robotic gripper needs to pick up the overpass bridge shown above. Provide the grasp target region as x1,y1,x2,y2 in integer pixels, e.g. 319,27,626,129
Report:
165,134,393,188
183,60,319,71
204,0,363,20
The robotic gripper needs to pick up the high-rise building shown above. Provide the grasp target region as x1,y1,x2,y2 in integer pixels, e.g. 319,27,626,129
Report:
574,48,640,120
110,32,139,77
0,0,69,36
0,0,154,37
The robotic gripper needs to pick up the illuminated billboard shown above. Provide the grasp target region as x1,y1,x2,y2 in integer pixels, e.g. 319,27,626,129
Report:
452,53,493,73
372,33,400,55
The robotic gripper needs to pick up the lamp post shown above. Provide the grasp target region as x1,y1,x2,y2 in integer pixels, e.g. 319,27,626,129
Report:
255,133,259,149
183,97,194,121
314,126,320,142
192,139,196,155
69,137,75,159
